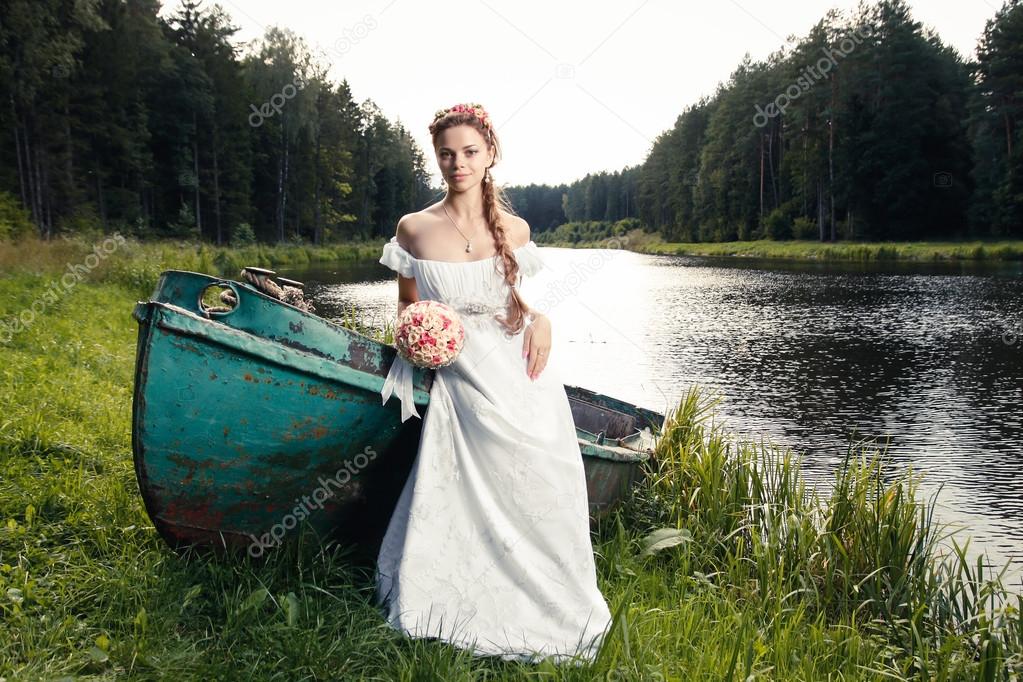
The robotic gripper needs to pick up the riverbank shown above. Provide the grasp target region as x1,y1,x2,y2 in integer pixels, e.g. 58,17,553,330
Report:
538,230,1023,263
2,236,1022,679
0,234,382,298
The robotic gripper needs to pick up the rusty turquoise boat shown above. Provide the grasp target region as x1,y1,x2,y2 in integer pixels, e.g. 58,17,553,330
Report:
131,269,664,555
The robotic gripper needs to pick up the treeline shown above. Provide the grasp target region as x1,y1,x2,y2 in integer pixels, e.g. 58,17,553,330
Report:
1,0,1020,245
510,0,1023,242
504,166,640,233
0,0,433,244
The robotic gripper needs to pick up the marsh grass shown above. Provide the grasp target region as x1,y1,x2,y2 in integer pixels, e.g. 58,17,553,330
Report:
1,236,1022,679
619,389,1023,679
333,302,396,346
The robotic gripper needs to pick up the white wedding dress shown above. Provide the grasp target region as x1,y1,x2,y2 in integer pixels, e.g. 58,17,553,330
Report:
374,236,613,664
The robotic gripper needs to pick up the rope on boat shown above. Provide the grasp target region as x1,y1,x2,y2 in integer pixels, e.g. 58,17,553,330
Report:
209,268,317,314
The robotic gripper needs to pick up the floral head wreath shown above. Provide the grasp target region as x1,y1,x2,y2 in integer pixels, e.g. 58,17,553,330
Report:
432,102,492,135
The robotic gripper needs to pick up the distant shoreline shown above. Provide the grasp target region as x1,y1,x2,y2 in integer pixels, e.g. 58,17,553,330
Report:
535,236,1023,263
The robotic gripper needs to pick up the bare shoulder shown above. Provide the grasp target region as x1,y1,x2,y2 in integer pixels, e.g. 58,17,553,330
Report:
501,212,531,248
395,211,434,254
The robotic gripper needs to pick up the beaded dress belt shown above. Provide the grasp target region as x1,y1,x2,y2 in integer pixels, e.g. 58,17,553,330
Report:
451,301,505,316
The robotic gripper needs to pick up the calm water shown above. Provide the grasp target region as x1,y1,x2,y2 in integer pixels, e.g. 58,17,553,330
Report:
280,246,1023,587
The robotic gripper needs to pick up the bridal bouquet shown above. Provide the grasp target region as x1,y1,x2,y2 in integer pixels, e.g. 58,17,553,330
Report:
395,300,465,369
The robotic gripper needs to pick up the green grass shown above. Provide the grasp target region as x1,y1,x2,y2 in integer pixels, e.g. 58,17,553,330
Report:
1,235,1022,679
0,234,384,301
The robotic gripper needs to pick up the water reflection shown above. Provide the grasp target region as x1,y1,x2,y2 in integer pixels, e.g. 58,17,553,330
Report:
280,246,1023,588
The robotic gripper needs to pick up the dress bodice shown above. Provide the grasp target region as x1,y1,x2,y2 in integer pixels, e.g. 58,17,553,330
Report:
377,236,548,422
379,237,546,313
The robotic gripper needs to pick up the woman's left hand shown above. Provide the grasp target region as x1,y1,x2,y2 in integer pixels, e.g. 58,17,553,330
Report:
522,313,551,381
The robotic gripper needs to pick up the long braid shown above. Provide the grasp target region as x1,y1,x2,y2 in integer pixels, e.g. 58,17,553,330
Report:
430,104,531,336
481,167,531,335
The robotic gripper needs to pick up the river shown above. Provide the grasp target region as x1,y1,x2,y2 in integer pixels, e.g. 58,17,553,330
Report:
279,244,1023,588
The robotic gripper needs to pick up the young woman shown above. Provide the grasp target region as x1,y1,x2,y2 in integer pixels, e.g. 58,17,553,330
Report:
375,103,612,664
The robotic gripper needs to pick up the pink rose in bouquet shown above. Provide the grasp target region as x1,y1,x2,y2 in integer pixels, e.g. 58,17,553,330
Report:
395,300,465,369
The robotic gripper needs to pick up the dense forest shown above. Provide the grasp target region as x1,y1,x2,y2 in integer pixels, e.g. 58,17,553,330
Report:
518,0,1023,242
0,0,433,244
0,0,1020,244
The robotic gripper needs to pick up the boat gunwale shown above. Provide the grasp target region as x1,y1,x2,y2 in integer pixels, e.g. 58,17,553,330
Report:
141,300,432,405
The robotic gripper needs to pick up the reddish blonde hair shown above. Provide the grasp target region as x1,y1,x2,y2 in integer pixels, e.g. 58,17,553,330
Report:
429,105,532,335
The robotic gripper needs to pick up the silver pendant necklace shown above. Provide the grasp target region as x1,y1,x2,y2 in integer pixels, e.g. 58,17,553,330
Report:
442,203,481,253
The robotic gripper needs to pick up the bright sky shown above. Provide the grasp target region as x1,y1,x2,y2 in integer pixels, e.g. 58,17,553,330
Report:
178,0,1001,187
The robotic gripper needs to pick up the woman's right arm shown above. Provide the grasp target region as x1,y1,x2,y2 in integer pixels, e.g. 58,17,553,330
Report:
395,216,419,320
396,275,418,320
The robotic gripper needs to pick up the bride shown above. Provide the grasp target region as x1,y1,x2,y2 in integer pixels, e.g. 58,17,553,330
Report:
375,102,613,664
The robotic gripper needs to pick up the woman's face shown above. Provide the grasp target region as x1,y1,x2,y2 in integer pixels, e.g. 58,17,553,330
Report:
435,124,494,192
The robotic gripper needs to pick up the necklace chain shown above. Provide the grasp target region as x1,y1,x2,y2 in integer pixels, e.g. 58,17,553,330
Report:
442,203,483,253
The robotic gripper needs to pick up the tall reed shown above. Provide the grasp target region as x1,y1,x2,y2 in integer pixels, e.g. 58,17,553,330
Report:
629,386,1023,678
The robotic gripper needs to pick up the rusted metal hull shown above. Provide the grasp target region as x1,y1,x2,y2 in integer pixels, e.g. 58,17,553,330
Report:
131,270,662,556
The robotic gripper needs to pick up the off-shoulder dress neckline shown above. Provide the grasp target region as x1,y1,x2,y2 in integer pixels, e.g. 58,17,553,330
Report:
386,236,536,266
